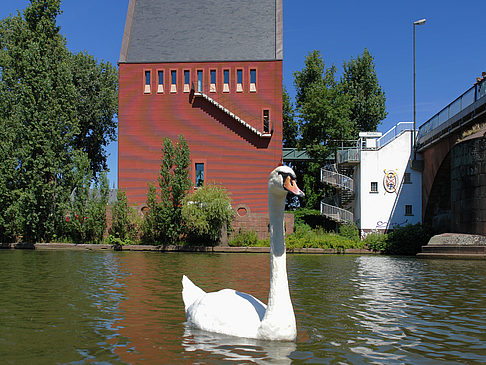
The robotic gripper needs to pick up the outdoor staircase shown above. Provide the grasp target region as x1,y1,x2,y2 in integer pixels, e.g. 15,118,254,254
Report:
320,165,354,224
193,90,272,138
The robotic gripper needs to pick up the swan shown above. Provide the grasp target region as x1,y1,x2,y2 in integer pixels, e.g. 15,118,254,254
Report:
182,166,304,341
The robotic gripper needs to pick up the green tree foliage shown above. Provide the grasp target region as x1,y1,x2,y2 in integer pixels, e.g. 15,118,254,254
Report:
294,50,354,164
282,86,298,148
110,190,137,243
70,51,118,177
62,152,109,243
0,1,118,242
341,49,387,132
142,136,192,244
182,184,234,244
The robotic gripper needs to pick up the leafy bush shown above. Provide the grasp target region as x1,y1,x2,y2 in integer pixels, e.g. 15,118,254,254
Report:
363,232,389,252
286,226,365,250
386,223,433,255
339,222,359,241
292,208,326,229
229,229,269,247
182,184,234,245
110,190,139,243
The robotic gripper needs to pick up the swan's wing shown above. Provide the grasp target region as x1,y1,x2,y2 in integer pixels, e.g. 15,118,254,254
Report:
186,288,267,339
182,275,206,311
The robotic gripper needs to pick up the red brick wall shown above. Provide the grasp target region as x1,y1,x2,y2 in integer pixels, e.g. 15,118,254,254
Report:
118,60,283,215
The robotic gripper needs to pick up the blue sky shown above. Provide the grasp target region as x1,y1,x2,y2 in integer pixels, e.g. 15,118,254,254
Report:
1,0,485,188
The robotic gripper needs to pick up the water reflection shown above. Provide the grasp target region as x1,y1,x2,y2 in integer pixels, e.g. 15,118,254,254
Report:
183,324,296,364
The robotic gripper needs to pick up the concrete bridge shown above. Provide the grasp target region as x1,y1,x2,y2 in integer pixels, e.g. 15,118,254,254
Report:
415,79,486,235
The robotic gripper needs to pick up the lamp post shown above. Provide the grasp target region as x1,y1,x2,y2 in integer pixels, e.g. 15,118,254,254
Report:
413,18,426,153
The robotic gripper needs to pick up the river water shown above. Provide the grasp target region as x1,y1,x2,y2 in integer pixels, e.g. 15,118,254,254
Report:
0,250,485,364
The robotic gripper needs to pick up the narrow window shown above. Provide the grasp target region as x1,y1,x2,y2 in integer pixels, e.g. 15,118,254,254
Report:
405,205,413,216
197,70,203,92
250,69,256,92
223,69,230,93
195,163,204,187
184,70,190,92
263,109,270,133
403,172,412,184
237,69,243,92
171,70,177,93
157,70,164,93
210,70,216,92
370,181,378,193
144,70,151,94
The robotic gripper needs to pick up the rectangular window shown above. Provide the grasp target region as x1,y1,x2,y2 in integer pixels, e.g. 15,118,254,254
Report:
250,69,256,92
263,109,270,133
210,70,216,92
223,69,230,93
405,205,413,216
171,70,177,93
236,69,243,92
370,181,378,193
195,163,204,187
403,172,412,184
144,70,151,94
197,70,203,92
184,70,190,92
157,70,164,93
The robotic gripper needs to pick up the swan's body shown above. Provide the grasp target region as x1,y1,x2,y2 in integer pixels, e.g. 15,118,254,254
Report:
182,166,304,341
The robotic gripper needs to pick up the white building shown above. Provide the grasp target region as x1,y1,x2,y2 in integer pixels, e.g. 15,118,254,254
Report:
321,122,422,236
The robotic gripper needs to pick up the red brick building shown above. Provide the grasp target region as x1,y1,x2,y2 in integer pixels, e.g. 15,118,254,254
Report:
118,0,283,220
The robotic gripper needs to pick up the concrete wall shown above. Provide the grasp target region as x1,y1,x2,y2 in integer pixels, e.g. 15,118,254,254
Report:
358,131,422,234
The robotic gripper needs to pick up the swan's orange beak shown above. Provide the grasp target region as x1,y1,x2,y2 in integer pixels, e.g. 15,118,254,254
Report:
284,176,304,197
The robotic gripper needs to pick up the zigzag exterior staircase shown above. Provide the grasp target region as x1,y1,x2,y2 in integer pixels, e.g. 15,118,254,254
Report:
320,166,354,224
193,91,272,138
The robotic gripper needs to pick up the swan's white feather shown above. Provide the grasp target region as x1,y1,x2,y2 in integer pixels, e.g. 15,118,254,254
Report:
182,275,206,311
184,286,267,338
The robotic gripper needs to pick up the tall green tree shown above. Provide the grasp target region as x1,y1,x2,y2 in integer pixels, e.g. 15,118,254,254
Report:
340,49,387,132
142,135,192,243
0,0,118,242
294,50,354,165
282,86,298,148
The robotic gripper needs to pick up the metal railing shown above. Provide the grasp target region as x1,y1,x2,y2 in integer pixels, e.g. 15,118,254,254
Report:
337,148,359,164
320,201,354,224
416,78,486,146
375,122,413,149
320,168,354,192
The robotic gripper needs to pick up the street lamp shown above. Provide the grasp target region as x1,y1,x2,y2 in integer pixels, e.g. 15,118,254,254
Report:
413,18,426,153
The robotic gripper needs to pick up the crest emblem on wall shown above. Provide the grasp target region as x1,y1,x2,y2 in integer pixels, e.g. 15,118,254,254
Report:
383,170,398,193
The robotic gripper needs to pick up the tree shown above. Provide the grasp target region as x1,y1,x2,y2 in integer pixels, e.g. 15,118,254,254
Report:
340,49,387,132
142,135,192,243
282,87,298,148
0,1,118,242
294,51,354,165
182,184,234,244
70,51,118,177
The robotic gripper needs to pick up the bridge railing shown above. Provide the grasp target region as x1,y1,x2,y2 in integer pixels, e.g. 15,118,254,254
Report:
416,78,486,147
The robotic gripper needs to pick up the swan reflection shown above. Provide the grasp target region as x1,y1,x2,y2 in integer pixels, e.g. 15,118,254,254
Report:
182,324,296,364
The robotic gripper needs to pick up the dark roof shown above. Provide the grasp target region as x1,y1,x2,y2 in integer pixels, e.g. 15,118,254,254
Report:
120,0,283,63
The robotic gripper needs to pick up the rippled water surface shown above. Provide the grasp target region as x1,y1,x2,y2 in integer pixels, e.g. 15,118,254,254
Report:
0,250,485,364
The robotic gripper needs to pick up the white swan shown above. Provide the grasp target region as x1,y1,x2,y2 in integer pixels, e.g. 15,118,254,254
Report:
182,166,304,341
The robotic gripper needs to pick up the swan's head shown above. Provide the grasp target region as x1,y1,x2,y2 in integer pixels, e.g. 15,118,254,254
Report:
268,166,304,198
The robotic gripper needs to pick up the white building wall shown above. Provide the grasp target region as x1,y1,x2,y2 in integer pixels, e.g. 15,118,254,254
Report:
357,130,422,233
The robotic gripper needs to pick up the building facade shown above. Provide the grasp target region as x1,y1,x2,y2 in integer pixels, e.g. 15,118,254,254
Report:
118,0,283,217
321,122,422,236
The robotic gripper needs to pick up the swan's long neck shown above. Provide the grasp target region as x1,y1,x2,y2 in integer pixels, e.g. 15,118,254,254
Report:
259,192,296,340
